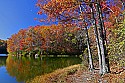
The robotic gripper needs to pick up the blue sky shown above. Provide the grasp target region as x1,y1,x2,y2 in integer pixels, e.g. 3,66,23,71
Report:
0,0,46,40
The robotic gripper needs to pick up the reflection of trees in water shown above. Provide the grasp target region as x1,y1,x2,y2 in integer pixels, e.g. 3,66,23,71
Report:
0,56,7,67
6,55,82,82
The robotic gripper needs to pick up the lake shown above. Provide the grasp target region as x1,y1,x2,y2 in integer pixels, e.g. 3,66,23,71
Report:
0,54,82,83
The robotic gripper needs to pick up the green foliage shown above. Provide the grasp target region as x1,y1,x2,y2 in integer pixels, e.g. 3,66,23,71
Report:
22,51,28,56
108,21,125,67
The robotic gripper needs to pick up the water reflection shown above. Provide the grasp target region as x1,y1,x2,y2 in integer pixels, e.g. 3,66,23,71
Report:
0,56,7,67
6,55,82,82
0,66,19,83
0,55,21,83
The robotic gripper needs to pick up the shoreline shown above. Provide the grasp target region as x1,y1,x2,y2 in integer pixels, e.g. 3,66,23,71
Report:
26,64,125,83
26,64,83,83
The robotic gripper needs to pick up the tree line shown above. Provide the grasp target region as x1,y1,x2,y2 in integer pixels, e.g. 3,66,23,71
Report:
0,39,7,54
7,24,86,56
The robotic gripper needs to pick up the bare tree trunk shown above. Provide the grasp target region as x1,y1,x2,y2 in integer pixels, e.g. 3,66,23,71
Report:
90,3,103,75
84,27,94,71
95,1,109,74
79,5,94,72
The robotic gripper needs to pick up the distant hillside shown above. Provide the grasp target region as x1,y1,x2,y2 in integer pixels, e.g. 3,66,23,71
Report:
0,39,8,54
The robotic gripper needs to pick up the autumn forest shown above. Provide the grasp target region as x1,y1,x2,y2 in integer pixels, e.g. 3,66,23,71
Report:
3,0,125,83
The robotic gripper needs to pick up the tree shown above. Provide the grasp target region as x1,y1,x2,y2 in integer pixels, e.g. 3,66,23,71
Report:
36,0,125,75
108,19,125,67
0,39,7,54
7,25,85,55
79,4,94,71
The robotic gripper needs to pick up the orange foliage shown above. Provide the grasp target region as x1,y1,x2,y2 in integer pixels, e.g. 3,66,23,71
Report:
7,24,84,54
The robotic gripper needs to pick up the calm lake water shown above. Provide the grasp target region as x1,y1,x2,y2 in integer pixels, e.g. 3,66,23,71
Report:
0,54,82,83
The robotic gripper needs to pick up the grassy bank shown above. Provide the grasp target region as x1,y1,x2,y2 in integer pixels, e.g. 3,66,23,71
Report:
26,64,86,83
26,64,125,83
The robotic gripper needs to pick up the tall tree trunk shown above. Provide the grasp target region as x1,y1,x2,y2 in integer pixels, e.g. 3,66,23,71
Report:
84,27,94,71
90,3,103,75
79,5,94,71
95,1,109,74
